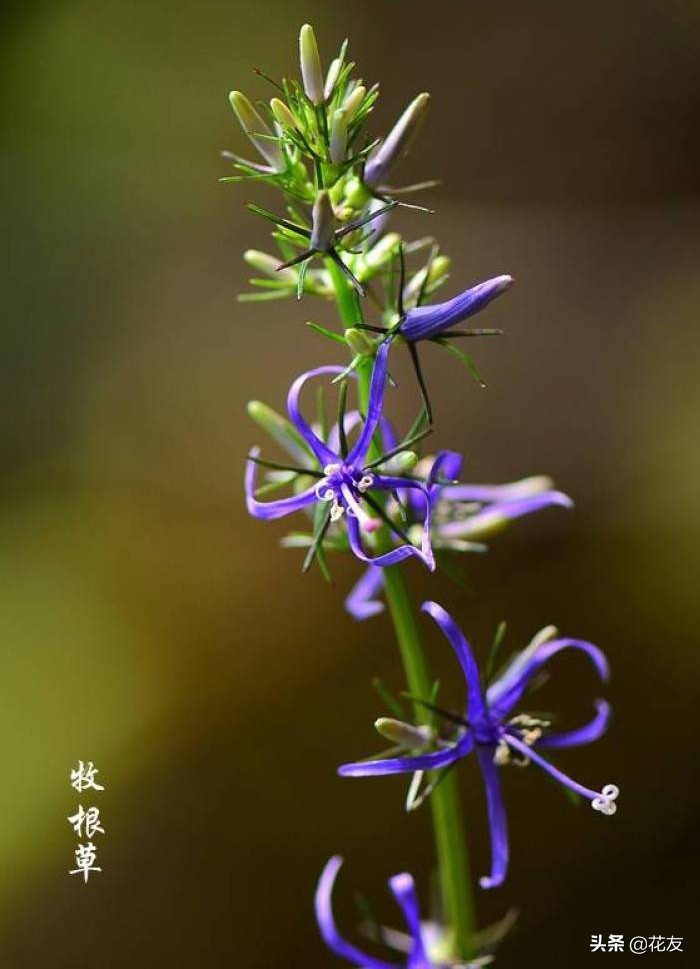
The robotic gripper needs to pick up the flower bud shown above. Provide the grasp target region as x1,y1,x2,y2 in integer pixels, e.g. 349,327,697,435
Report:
310,190,336,251
269,97,297,132
324,56,342,100
365,232,401,272
344,175,372,209
244,249,293,281
364,92,430,187
428,254,451,284
375,717,432,749
299,24,325,105
229,90,284,172
528,624,559,649
247,401,309,465
344,327,374,357
343,84,366,122
405,254,451,301
381,450,419,475
329,108,348,164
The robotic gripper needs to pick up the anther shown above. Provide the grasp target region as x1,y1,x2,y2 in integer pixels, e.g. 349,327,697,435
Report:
591,783,620,816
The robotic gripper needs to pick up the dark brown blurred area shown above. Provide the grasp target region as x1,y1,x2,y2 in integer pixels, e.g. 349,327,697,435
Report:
0,1,698,966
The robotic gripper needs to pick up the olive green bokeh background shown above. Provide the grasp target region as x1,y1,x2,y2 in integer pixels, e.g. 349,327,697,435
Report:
1,1,698,965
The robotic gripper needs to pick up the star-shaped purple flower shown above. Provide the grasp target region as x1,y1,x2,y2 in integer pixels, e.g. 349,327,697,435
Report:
245,342,435,571
339,601,618,889
316,855,480,968
346,451,572,620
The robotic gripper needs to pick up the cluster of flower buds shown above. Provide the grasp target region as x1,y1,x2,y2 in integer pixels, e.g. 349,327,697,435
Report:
228,24,618,969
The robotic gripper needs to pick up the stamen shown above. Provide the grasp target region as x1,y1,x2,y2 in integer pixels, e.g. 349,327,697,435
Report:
357,474,375,493
591,783,620,817
323,462,342,475
341,483,374,529
330,501,345,522
315,482,336,501
493,741,510,766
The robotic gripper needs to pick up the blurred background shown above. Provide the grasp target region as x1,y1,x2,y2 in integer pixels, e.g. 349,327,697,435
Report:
1,1,698,965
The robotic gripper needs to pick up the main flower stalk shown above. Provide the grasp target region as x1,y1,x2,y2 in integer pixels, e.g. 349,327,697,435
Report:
328,258,476,958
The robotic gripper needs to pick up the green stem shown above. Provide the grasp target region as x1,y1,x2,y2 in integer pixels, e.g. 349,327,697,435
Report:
382,566,476,956
327,259,476,958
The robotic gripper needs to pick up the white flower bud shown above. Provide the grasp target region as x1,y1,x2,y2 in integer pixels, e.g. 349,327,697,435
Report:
375,717,432,749
244,249,294,281
365,92,430,187
329,108,348,164
343,84,366,122
299,24,325,105
381,451,419,475
310,190,336,251
229,90,283,172
269,97,297,132
324,56,342,100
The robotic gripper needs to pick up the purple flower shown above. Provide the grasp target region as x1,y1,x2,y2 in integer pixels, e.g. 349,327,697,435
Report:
346,451,572,621
339,601,618,889
317,856,475,968
399,276,513,343
245,342,434,571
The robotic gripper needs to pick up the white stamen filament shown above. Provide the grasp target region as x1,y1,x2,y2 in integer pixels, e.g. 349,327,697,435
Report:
493,741,510,766
315,481,336,501
341,483,374,529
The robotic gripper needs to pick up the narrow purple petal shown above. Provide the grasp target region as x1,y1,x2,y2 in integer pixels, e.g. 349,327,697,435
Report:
428,450,463,493
315,857,396,969
345,512,434,571
505,734,608,803
379,417,398,454
401,275,513,342
287,365,343,466
538,699,611,749
441,476,557,503
338,743,466,778
328,414,398,464
388,873,429,963
420,602,488,723
437,491,573,539
476,748,509,889
245,449,318,520
345,566,385,621
347,342,390,464
489,637,610,721
372,477,435,571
